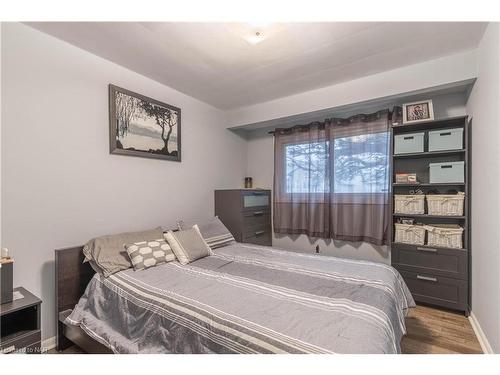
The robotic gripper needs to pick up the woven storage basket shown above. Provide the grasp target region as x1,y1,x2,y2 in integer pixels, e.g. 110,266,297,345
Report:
394,223,425,245
424,225,464,249
394,195,425,214
426,193,465,216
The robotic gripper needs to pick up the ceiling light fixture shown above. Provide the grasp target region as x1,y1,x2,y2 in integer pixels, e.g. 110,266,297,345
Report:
245,30,266,45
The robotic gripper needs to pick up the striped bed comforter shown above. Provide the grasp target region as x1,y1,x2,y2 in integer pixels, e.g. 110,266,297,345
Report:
66,243,415,354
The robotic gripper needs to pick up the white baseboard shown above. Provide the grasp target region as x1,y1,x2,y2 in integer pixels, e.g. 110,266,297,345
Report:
41,336,56,353
469,312,494,354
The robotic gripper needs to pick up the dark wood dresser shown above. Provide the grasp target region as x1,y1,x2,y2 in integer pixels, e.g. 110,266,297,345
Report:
215,189,272,246
0,287,42,354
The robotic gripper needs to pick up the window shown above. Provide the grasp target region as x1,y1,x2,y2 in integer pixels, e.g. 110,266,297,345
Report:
285,132,389,194
274,109,391,245
285,141,328,193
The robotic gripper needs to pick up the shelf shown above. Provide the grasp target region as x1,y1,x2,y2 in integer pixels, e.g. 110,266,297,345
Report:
393,149,465,159
393,213,466,219
390,115,470,314
391,242,467,252
393,182,466,187
391,116,467,133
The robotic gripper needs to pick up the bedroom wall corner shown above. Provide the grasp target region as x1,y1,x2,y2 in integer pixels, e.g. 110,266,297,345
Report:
1,22,247,341
466,21,500,354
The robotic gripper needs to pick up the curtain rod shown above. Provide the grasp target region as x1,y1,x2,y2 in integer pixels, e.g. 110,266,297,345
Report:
266,107,397,136
268,121,325,136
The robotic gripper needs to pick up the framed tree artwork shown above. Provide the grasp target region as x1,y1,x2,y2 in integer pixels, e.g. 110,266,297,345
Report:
109,84,181,161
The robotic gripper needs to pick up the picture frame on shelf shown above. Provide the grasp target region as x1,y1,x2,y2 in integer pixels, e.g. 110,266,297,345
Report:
402,99,434,124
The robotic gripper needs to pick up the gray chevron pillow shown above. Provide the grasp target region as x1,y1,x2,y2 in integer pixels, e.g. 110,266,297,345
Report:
125,238,175,271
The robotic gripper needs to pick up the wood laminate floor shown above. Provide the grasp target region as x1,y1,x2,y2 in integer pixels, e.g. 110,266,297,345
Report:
401,305,482,354
48,304,483,354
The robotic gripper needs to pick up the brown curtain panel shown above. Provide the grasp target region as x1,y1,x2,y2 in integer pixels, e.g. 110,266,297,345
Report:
273,109,392,245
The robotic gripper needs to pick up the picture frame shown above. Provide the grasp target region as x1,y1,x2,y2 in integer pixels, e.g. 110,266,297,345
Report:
402,99,434,124
109,84,181,162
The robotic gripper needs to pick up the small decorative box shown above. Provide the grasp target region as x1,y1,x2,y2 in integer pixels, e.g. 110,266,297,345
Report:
395,173,418,184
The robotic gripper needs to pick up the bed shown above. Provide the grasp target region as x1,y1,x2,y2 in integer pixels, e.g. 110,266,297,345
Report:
55,242,415,354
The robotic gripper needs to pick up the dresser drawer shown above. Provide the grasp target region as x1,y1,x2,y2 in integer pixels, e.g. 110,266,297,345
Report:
243,223,270,237
241,191,270,211
392,244,467,279
0,330,41,354
243,230,272,246
242,210,271,228
397,268,467,311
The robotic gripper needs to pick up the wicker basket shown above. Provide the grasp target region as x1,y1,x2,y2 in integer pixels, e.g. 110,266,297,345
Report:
424,225,464,249
426,193,465,216
394,223,426,245
394,195,425,215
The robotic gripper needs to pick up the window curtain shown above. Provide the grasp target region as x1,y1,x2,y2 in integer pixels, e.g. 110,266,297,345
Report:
273,109,393,245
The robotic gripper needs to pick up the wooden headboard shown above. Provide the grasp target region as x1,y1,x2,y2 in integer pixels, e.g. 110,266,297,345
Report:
54,246,95,350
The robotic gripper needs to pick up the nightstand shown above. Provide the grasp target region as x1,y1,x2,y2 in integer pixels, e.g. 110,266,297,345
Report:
0,287,42,354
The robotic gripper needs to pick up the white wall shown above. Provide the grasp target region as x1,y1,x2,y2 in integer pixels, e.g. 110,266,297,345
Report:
1,23,247,341
466,22,500,354
228,50,477,128
246,93,467,264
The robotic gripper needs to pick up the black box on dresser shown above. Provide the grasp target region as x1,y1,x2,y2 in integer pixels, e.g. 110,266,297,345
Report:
0,260,14,304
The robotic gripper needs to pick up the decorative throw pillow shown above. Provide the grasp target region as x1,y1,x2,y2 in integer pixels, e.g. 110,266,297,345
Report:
83,227,164,277
164,225,212,265
177,217,235,250
125,238,175,271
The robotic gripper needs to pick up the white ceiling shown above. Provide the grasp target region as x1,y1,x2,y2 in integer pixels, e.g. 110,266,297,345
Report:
26,22,487,110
